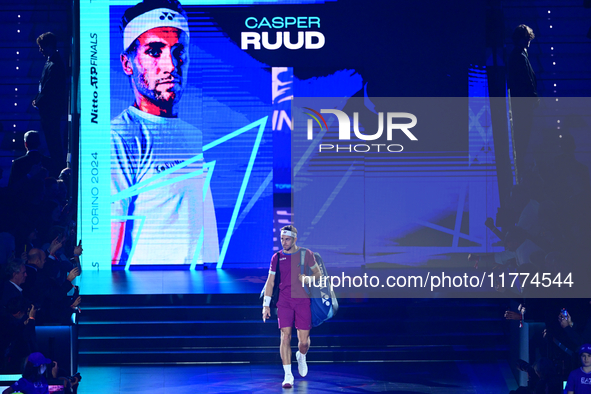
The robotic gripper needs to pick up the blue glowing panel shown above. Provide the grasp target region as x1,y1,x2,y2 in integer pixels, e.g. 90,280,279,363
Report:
79,0,486,277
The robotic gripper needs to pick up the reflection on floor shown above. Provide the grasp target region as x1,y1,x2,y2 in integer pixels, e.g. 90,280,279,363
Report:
74,361,517,394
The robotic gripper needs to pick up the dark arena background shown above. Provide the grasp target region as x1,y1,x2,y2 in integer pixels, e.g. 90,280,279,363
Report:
1,0,591,392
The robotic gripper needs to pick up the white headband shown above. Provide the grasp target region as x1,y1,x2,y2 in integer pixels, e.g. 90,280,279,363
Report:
281,230,297,238
123,8,190,51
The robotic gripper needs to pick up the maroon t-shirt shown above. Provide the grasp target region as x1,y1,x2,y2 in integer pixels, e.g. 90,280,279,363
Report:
270,248,316,299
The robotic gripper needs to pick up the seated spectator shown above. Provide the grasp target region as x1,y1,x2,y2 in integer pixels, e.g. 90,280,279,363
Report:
565,344,591,394
22,248,80,324
1,351,79,394
0,297,37,373
1,259,27,307
41,232,74,285
21,248,46,302
2,352,82,394
2,352,53,394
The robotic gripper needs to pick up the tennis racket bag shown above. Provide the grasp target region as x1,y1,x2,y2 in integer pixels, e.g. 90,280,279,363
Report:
300,248,339,327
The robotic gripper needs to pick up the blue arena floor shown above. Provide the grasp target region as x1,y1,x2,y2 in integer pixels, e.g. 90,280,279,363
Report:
70,361,517,394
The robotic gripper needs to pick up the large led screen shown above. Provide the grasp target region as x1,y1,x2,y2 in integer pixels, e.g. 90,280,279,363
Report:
78,0,486,272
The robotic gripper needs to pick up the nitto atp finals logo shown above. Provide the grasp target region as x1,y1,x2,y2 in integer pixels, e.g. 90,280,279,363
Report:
304,108,418,153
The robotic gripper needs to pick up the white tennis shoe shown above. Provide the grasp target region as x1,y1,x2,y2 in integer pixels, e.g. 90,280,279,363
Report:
282,374,294,388
296,351,308,377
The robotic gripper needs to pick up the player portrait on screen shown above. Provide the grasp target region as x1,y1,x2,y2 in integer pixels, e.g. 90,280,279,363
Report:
111,0,219,266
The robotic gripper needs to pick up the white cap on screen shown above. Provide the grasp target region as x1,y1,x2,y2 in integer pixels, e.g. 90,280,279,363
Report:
123,8,190,51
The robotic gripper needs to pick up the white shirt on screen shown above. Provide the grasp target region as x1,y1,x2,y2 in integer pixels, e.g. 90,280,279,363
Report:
111,106,219,265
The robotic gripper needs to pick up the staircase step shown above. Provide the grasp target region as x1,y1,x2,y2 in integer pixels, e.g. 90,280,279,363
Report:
76,295,509,365
79,345,509,365
78,332,506,351
79,303,505,322
77,318,504,338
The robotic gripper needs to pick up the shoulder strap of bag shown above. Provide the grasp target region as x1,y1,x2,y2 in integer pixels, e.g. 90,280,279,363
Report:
299,248,312,295
262,251,282,300
274,251,281,281
299,247,307,275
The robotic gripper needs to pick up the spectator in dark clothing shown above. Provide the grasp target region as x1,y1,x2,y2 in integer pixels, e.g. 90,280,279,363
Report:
41,233,75,285
8,131,53,190
7,131,51,224
32,32,67,173
20,248,47,303
508,24,538,98
0,296,37,373
1,260,27,307
507,24,538,180
22,248,80,324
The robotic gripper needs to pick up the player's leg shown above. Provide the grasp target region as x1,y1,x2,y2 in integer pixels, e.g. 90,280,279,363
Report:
297,329,310,355
277,301,295,388
296,329,310,377
294,300,311,377
280,326,293,366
